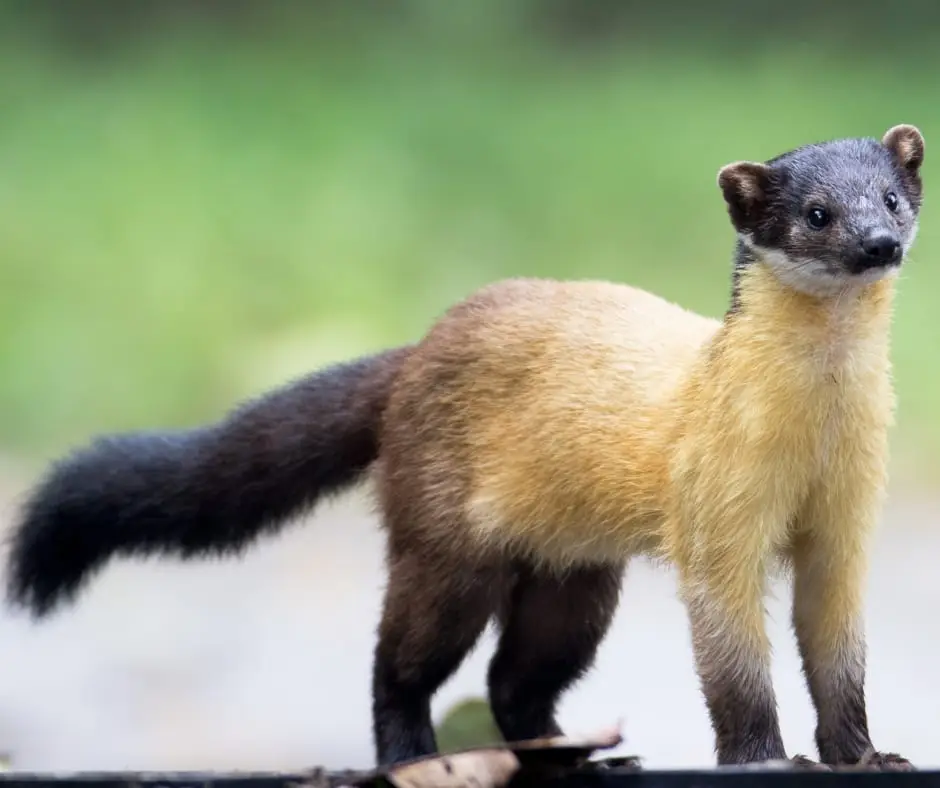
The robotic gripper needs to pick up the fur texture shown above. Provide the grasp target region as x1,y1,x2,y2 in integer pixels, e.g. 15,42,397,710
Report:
4,125,925,771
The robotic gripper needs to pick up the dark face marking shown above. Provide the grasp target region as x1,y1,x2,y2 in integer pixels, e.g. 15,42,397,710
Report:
719,124,925,298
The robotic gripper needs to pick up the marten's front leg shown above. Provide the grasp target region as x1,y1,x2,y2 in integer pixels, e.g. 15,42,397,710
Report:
677,509,830,771
680,546,792,766
791,491,913,771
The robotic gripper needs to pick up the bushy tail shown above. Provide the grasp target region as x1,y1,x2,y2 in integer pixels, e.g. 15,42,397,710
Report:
5,347,410,619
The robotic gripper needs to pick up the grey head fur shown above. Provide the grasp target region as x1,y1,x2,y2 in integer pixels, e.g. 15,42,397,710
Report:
718,124,925,309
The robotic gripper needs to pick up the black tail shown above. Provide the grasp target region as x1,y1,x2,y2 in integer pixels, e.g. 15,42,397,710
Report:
5,346,411,619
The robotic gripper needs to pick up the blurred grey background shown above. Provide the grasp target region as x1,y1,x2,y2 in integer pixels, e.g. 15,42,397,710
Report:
1,0,939,773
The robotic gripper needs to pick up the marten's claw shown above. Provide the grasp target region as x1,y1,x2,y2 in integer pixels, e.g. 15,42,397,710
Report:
790,754,831,771
856,750,915,771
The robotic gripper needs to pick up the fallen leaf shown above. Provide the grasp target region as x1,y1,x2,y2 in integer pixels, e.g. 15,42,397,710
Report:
387,748,519,788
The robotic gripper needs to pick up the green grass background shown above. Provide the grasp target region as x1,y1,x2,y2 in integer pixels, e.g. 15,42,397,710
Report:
1,16,938,485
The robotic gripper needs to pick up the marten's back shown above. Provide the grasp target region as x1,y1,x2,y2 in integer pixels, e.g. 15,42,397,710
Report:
379,278,720,567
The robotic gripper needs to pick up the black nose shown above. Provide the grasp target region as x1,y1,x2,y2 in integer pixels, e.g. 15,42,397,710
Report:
860,232,901,266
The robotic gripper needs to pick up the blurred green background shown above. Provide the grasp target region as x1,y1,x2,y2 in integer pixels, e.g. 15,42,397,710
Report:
1,1,938,486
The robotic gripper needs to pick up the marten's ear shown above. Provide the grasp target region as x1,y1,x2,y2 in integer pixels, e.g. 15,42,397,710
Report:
882,124,925,173
717,161,774,233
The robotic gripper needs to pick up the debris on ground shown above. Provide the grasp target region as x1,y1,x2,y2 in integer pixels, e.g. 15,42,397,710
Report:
294,723,631,788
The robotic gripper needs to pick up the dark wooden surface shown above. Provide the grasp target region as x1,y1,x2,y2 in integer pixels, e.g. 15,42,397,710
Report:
1,767,940,788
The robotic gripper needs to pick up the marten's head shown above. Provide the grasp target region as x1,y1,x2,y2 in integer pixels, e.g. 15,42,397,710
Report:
718,124,925,298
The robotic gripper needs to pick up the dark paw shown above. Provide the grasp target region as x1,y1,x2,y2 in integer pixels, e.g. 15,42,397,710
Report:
791,754,832,771
738,755,831,771
857,750,915,771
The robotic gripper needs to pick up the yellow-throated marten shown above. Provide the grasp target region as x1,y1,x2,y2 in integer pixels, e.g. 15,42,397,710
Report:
5,124,926,771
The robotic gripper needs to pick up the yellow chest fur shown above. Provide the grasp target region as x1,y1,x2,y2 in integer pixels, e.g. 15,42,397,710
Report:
665,266,895,570
463,268,896,571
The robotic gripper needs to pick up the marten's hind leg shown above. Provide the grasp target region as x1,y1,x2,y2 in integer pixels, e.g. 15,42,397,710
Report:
371,544,502,766
487,561,623,743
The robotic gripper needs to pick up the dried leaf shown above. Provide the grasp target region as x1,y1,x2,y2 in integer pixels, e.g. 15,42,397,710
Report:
382,723,624,787
507,723,623,753
387,748,519,788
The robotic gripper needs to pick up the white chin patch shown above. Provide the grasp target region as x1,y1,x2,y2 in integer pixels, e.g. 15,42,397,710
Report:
743,238,897,298
903,219,920,254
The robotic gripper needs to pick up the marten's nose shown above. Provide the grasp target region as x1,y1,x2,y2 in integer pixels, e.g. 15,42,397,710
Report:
860,232,901,266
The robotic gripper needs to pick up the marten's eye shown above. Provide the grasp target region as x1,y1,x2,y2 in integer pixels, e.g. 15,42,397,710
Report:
807,206,830,229
884,190,899,212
